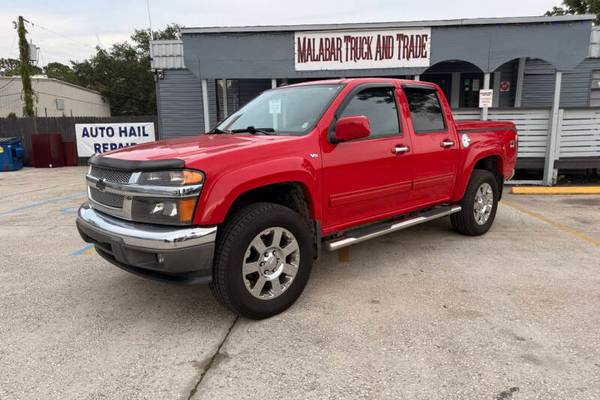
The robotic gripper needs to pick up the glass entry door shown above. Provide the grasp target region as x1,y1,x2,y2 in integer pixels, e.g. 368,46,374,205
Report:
460,74,483,108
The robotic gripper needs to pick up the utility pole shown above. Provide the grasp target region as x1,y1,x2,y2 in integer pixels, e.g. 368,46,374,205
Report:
17,16,34,117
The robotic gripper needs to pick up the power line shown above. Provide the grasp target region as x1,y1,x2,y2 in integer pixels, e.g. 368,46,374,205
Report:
24,19,99,52
0,78,20,92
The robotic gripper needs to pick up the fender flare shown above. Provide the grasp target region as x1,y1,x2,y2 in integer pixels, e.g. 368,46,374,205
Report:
453,151,505,201
194,157,320,225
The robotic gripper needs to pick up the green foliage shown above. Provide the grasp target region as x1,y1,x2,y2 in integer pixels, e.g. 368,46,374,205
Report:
0,58,41,76
6,112,17,119
546,0,600,24
17,16,34,117
43,62,79,84
71,24,180,116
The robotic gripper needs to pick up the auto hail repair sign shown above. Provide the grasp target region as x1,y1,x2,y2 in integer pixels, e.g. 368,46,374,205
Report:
294,28,431,71
75,122,156,157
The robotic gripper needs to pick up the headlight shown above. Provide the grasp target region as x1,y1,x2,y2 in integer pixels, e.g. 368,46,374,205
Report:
138,170,204,186
131,197,198,225
132,169,204,225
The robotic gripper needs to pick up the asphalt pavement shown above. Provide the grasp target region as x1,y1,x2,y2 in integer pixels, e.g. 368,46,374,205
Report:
1,167,599,400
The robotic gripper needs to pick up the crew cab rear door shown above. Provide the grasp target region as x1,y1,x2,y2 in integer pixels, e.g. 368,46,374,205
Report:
320,83,413,232
400,85,460,204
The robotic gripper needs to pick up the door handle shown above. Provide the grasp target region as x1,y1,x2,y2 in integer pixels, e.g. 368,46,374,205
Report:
392,145,410,154
441,139,455,148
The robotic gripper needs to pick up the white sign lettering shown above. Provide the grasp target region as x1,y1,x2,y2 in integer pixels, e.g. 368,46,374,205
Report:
479,89,493,108
75,122,156,157
294,29,431,71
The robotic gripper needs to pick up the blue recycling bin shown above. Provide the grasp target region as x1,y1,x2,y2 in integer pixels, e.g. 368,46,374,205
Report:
0,137,25,171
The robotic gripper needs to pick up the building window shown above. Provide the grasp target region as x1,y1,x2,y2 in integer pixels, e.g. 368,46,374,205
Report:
591,71,600,107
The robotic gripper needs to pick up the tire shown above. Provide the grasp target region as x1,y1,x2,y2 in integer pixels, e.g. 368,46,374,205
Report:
209,202,314,319
451,170,499,236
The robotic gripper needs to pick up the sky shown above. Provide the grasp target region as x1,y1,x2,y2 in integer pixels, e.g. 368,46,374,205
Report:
1,0,563,66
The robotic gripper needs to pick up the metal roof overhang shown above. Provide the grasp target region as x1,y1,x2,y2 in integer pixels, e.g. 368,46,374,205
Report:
180,15,595,79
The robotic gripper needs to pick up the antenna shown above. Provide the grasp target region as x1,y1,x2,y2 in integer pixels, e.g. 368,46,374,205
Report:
146,0,153,40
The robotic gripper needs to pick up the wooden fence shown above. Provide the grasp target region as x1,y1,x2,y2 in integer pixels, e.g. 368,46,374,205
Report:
0,116,158,165
454,107,600,162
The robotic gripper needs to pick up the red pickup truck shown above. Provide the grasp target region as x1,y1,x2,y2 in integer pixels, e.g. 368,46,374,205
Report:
77,78,517,319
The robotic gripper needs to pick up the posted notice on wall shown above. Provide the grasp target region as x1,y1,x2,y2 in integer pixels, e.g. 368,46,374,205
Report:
75,122,156,157
294,28,431,71
479,89,493,108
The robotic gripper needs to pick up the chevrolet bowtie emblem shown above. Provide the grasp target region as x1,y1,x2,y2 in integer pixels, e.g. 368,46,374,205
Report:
95,179,107,191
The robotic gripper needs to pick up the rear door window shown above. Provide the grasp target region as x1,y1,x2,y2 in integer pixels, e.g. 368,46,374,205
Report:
403,87,446,133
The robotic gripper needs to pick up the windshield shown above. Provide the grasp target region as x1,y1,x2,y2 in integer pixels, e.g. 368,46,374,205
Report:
216,84,344,136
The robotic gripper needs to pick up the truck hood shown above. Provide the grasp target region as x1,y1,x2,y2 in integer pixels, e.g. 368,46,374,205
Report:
101,134,301,165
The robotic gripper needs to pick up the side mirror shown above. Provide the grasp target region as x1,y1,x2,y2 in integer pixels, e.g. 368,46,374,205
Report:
333,115,371,143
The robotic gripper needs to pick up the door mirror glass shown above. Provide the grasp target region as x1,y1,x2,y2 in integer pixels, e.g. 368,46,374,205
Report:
333,115,371,142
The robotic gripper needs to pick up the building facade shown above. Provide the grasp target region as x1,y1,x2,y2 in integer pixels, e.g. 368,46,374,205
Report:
0,76,111,118
151,15,599,183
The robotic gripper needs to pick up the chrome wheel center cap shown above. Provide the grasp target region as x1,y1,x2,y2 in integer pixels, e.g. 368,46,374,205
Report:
260,248,285,279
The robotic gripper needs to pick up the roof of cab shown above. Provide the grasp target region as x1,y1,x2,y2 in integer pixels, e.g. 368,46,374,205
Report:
280,77,438,89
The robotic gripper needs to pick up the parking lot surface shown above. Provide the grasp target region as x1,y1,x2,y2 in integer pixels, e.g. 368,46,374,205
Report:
1,167,599,400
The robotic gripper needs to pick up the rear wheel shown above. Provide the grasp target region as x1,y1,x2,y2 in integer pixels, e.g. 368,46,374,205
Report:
210,203,314,319
451,170,499,236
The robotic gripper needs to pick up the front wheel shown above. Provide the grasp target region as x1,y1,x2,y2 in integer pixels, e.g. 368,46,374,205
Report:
451,170,499,236
210,203,314,319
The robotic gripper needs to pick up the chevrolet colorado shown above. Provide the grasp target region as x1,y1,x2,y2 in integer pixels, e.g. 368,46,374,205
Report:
77,78,517,319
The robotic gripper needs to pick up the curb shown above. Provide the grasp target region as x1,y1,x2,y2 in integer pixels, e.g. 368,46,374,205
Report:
511,186,600,195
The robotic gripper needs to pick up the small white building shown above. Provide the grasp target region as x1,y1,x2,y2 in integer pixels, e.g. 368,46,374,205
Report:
0,75,111,118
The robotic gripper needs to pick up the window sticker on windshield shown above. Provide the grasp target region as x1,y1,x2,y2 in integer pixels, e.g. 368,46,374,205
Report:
269,99,281,114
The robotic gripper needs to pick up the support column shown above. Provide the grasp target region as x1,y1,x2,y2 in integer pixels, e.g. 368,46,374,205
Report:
514,58,526,108
201,79,210,132
221,79,228,118
543,71,562,186
271,79,277,89
492,71,501,107
450,72,460,108
481,72,490,121
413,75,420,81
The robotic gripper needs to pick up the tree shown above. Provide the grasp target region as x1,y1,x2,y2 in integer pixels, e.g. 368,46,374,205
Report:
17,16,34,116
546,0,600,24
44,62,78,85
0,58,42,76
71,24,179,116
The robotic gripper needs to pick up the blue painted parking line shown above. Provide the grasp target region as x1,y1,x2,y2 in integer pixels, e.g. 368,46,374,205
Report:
71,244,95,256
60,206,79,214
0,192,85,217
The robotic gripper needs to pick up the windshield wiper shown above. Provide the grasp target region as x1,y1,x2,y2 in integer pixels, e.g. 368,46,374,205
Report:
208,127,229,134
230,126,276,135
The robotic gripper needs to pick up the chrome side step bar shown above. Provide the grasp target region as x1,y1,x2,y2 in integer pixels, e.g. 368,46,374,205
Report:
324,205,462,251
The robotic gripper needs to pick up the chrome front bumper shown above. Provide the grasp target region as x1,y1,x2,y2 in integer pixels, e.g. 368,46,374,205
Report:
76,203,217,284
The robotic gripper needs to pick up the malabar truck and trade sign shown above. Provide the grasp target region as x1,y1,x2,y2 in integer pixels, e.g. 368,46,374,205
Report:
294,29,431,70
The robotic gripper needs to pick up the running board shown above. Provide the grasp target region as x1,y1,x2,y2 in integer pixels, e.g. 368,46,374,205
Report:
324,205,462,251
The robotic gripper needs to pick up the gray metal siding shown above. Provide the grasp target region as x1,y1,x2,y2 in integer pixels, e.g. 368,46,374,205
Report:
521,58,600,108
157,70,217,138
182,20,592,79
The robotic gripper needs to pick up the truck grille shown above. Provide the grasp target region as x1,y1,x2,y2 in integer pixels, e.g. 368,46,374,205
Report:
90,166,132,184
88,167,131,209
89,187,125,208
